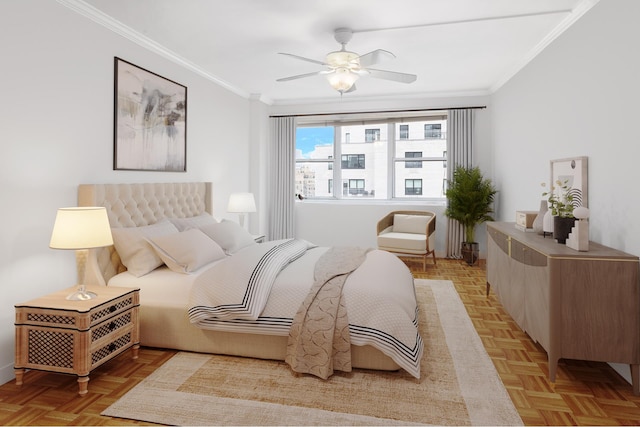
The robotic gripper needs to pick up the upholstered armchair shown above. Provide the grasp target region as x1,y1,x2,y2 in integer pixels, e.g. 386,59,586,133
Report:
376,210,436,270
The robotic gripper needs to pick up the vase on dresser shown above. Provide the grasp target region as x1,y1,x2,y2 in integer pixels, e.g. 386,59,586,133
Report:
553,216,576,244
532,200,548,235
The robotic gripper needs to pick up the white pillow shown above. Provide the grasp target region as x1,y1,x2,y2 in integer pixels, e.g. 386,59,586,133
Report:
147,228,226,274
111,219,179,277
169,213,217,232
199,219,257,255
393,214,430,234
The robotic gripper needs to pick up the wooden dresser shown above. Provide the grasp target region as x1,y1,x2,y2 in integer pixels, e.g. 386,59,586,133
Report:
14,286,139,396
486,221,640,395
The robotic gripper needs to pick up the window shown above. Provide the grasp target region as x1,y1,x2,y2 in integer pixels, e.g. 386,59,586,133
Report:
405,151,422,168
295,116,447,200
341,154,365,169
424,124,442,139
405,179,422,195
399,124,409,140
365,128,380,142
347,179,365,195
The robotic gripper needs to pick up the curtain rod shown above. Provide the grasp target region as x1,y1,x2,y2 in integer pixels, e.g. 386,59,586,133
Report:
269,105,486,118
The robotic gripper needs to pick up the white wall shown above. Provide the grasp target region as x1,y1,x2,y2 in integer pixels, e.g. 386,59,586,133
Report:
0,1,251,384
492,0,640,255
491,0,640,382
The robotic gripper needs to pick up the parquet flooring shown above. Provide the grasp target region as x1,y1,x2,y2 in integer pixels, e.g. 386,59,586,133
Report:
0,258,639,425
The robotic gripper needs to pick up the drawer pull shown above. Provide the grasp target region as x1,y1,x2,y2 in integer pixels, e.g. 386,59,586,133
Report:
109,305,117,313
108,322,116,330
108,343,116,352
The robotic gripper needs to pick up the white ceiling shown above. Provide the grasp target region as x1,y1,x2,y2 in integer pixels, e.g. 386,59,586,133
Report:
71,0,596,105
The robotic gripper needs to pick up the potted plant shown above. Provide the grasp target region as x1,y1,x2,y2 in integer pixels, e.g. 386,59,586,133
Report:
541,180,575,243
445,166,497,265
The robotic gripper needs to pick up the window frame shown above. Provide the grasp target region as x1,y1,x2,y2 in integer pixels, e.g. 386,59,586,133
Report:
295,113,447,201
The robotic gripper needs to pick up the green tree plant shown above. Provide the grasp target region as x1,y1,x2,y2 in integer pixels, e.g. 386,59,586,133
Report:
445,165,498,243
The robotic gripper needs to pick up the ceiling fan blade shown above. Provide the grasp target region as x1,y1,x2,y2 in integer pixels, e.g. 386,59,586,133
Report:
278,52,327,66
367,68,417,84
276,71,325,82
358,49,395,67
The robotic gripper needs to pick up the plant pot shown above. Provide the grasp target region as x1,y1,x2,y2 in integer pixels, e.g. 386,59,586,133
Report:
461,242,479,266
553,216,576,244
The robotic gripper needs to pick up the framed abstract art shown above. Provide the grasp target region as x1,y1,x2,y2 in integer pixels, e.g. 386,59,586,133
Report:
113,57,187,171
550,156,588,208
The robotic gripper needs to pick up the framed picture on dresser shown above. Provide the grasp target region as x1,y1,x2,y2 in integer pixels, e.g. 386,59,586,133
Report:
113,57,187,172
550,156,588,208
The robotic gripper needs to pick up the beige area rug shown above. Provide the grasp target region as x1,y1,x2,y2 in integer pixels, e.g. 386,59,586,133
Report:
102,279,522,426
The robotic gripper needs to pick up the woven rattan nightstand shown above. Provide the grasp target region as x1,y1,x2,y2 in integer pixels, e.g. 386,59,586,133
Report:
14,286,139,396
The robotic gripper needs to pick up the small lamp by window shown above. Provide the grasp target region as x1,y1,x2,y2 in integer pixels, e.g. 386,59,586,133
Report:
50,207,113,300
227,193,256,228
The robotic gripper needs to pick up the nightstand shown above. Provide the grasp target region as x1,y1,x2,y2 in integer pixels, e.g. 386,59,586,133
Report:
14,286,140,396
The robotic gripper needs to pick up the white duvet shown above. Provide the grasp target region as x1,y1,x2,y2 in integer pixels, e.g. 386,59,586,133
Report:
187,239,423,378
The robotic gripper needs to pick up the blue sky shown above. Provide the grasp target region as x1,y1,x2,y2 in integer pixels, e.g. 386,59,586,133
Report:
296,127,334,156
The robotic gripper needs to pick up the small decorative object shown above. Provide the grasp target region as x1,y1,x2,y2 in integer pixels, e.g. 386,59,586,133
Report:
542,179,577,244
532,200,548,235
515,210,537,232
566,206,590,251
542,209,554,237
114,57,187,172
553,216,576,244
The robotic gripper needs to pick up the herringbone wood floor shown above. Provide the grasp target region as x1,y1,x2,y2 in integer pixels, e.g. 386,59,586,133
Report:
1,258,639,425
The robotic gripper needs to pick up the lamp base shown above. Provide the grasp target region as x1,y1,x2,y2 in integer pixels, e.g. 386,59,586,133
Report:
66,289,97,301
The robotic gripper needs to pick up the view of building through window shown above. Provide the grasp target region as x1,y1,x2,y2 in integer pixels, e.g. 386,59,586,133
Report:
295,117,447,200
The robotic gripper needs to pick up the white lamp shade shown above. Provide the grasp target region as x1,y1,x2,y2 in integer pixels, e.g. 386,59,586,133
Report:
227,193,256,213
49,207,113,249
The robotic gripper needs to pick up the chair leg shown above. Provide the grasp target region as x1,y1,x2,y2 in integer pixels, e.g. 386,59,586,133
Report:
432,250,437,265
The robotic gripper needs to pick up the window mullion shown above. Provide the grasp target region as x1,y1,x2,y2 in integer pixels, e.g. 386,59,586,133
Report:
388,123,395,198
334,126,342,200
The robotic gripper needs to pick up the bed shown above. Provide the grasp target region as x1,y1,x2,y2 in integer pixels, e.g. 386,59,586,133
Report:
78,182,423,377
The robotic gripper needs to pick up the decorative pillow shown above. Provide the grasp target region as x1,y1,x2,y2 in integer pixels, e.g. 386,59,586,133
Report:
147,228,226,274
169,213,218,232
199,219,257,255
111,219,179,277
393,214,430,234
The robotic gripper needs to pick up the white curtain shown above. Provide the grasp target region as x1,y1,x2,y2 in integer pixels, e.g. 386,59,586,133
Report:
445,109,474,258
268,116,296,240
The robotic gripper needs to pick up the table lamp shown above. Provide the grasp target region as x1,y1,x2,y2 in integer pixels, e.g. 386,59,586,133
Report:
49,207,113,300
227,192,256,228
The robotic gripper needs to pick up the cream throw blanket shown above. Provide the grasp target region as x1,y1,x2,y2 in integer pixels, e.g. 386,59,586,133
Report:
286,247,370,379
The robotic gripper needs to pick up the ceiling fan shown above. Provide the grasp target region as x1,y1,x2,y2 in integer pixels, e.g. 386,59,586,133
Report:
276,28,417,95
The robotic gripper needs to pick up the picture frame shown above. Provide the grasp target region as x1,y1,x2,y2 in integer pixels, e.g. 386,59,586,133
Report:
114,57,187,171
550,156,588,208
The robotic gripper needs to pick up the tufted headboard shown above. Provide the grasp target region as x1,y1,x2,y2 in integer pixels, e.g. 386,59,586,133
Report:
78,182,213,286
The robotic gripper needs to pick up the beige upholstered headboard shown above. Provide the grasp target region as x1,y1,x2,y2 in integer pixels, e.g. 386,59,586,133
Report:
78,182,213,286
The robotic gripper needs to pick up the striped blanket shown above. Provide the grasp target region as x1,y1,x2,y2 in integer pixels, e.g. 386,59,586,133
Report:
187,239,423,379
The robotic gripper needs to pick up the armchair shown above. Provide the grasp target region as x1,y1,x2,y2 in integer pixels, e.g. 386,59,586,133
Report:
376,210,436,270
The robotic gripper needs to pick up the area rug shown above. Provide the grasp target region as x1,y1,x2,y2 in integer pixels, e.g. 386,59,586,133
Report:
102,279,522,426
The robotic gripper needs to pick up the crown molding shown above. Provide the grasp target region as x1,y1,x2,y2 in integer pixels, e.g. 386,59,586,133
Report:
56,0,250,99
489,0,601,93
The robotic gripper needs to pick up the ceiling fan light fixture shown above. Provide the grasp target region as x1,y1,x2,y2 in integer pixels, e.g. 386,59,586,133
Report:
327,67,359,93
